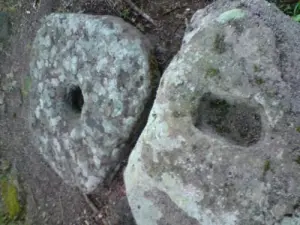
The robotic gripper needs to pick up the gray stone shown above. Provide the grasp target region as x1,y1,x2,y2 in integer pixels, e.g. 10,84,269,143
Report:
124,0,300,224
29,13,159,193
0,12,10,41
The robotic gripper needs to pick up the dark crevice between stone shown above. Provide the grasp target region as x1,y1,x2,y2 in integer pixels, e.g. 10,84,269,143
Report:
280,202,300,222
102,63,163,189
192,92,262,147
89,70,162,223
102,88,160,189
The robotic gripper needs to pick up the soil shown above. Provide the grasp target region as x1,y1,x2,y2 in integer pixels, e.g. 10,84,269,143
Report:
0,0,212,224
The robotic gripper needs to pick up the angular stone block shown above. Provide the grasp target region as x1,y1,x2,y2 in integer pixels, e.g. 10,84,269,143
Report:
124,0,300,224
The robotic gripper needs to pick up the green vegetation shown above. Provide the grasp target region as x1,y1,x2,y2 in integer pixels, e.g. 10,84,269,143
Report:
277,1,300,22
0,160,26,225
121,8,130,19
293,3,300,21
1,177,21,220
296,126,300,132
0,0,19,14
205,67,220,78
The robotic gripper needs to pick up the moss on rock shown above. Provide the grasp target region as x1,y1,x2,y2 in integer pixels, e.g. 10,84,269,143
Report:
205,67,220,78
213,33,226,54
0,176,21,220
0,160,26,224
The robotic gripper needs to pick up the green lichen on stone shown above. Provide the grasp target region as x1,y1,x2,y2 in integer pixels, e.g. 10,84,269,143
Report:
217,9,246,24
205,67,220,78
263,160,270,174
213,33,226,54
21,76,32,98
0,160,10,172
0,160,25,224
253,64,261,73
0,176,21,220
255,77,265,85
296,127,300,133
295,156,300,164
0,0,18,14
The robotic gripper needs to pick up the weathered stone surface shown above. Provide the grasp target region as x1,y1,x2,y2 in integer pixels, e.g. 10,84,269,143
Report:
124,0,300,224
29,13,158,193
0,12,10,41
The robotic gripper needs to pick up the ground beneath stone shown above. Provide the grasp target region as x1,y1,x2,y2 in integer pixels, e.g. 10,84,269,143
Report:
0,0,212,224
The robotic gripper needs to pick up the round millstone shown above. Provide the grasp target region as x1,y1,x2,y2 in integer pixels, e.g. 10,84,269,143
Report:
29,13,159,193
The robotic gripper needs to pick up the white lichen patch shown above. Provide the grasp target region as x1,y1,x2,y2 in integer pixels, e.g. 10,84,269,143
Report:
216,9,246,24
253,92,283,128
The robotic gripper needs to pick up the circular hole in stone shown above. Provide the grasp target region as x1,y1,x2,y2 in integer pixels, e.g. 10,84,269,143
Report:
64,85,84,114
193,92,262,147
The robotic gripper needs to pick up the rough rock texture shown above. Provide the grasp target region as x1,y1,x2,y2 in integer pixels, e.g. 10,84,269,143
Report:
0,12,10,41
29,13,158,193
124,0,300,224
